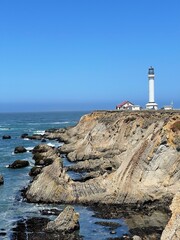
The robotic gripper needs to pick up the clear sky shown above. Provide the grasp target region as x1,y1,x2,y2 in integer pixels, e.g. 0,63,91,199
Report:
0,0,180,112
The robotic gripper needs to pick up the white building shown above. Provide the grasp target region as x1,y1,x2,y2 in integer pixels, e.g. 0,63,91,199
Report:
116,101,134,110
116,101,141,111
146,66,158,110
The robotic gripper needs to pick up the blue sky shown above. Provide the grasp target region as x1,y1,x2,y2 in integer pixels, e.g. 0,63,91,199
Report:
0,0,180,112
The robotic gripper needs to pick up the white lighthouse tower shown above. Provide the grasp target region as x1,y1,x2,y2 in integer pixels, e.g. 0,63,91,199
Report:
146,66,158,110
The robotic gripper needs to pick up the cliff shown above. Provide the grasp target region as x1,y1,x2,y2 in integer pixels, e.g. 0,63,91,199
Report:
26,110,180,206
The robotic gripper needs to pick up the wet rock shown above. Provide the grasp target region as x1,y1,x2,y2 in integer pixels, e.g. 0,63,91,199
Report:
32,144,55,154
0,175,4,185
0,232,6,237
32,144,59,168
29,166,42,176
21,133,29,138
21,133,44,140
14,146,27,154
28,134,44,140
2,135,11,139
46,206,80,233
35,158,54,166
8,160,29,169
41,138,47,143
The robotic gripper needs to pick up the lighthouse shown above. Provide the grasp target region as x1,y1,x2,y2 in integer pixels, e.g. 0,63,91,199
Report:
146,66,158,110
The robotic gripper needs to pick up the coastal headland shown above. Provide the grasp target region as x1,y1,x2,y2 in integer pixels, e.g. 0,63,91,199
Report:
25,110,180,239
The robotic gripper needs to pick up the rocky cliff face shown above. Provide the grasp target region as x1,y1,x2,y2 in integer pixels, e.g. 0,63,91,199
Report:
26,111,180,206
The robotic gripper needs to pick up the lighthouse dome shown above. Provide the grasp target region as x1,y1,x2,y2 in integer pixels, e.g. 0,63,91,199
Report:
148,66,154,75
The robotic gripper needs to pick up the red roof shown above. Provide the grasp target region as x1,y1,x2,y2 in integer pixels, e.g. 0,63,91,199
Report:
116,101,133,108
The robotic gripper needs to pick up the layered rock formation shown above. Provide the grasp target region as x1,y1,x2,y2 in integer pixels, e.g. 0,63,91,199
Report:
26,111,180,207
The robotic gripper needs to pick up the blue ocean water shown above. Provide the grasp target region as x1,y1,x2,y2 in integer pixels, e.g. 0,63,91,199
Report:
0,112,128,240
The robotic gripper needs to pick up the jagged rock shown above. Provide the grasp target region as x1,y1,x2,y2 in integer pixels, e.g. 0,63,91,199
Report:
2,135,11,139
28,134,44,140
161,192,180,240
27,111,180,207
32,144,58,166
26,158,69,202
14,146,27,154
8,160,29,169
0,175,4,184
45,206,79,233
21,133,44,140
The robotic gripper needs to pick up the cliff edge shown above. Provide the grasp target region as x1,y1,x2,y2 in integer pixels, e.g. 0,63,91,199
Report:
26,110,180,206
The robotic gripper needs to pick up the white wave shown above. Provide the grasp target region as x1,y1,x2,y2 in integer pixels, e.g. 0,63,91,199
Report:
0,127,11,131
47,143,55,147
23,138,30,141
52,121,70,124
33,130,45,135
26,147,34,151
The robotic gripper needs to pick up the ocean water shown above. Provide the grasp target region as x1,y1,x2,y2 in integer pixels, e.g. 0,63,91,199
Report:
0,111,129,240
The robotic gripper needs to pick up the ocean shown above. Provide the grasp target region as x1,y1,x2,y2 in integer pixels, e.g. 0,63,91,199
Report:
0,111,129,240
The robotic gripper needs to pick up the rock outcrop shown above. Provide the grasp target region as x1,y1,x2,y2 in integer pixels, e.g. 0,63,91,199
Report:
45,206,79,233
32,144,59,166
14,146,27,154
2,135,11,139
27,111,180,206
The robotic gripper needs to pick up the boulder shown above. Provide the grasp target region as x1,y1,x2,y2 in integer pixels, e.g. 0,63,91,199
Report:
2,135,11,139
46,206,79,233
14,146,27,154
0,175,4,185
8,160,29,169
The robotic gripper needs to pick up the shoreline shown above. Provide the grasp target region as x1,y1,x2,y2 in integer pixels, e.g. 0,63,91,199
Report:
1,110,179,239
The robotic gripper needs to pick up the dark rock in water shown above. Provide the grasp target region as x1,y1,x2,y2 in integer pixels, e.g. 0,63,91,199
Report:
0,175,4,185
8,160,29,169
32,144,55,154
12,217,82,240
14,146,27,154
41,138,47,143
0,232,6,236
2,135,11,139
35,158,54,166
29,166,42,176
46,206,80,233
21,133,29,138
21,133,44,140
29,134,44,140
